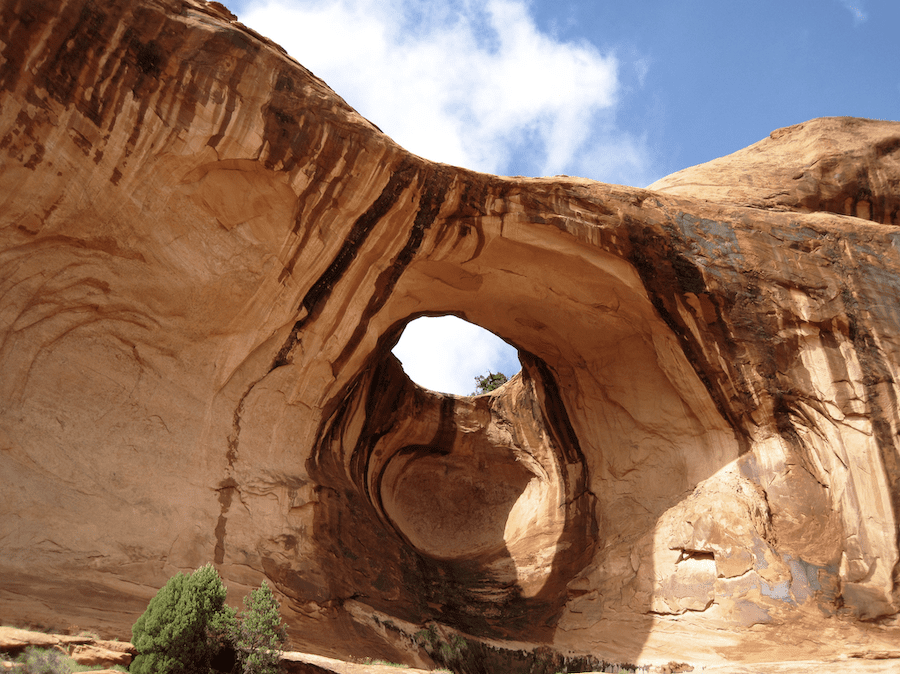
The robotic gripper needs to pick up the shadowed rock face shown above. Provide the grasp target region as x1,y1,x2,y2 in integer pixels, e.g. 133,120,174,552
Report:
1,0,899,666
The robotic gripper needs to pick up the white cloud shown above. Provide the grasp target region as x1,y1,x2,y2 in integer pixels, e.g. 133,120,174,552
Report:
235,0,648,391
237,0,650,183
391,316,519,395
837,0,867,23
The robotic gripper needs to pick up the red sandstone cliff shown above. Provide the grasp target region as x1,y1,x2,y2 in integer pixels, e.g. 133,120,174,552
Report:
1,0,899,668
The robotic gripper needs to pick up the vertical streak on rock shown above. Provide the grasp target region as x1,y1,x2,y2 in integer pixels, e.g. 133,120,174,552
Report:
205,32,261,150
627,223,752,451
428,397,458,453
220,371,276,564
270,157,420,370
842,286,900,600
225,374,269,469
523,354,584,471
356,361,409,518
304,167,454,521
225,390,244,469
331,165,453,376
214,478,238,565
511,354,596,607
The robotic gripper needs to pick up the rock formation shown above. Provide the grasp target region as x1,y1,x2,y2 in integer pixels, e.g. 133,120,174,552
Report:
1,0,899,668
0,626,135,669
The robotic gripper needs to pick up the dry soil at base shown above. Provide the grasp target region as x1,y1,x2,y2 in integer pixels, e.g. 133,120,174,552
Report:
3,626,899,674
282,651,900,674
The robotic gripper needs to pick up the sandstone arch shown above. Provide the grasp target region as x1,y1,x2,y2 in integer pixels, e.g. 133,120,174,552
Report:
1,0,899,667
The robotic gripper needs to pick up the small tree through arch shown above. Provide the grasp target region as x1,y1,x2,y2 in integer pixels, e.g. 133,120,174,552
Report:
392,316,520,395
472,371,508,395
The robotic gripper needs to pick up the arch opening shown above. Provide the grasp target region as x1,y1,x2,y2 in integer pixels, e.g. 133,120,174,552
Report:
359,353,583,607
391,315,521,395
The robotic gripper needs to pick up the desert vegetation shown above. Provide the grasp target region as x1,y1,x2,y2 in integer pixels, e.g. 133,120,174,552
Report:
471,371,508,395
5,646,128,673
131,563,286,674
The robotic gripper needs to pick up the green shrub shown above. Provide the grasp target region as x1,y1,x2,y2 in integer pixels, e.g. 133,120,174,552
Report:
12,646,128,673
131,563,236,674
362,660,405,667
15,647,73,674
229,581,287,674
472,371,508,395
131,566,290,674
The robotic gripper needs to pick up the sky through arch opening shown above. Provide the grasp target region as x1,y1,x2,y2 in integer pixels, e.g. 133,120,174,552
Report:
391,316,521,396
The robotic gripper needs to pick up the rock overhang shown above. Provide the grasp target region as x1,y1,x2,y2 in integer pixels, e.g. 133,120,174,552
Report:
0,0,899,666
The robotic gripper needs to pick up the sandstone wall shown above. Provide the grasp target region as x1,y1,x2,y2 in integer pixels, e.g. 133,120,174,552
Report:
1,0,899,665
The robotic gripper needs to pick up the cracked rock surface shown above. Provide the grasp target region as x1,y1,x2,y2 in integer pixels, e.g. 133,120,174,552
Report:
1,0,899,667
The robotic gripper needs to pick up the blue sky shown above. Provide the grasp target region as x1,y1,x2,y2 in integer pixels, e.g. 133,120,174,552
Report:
226,0,898,395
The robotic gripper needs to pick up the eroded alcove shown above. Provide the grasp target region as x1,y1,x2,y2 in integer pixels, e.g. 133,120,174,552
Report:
386,317,535,567
305,336,594,635
3,1,899,662
286,212,749,643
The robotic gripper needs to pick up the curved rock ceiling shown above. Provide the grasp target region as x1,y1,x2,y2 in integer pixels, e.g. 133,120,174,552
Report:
1,0,899,667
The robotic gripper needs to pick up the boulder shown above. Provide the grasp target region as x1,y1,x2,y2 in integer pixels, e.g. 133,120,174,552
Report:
0,627,60,653
69,643,133,668
0,0,899,667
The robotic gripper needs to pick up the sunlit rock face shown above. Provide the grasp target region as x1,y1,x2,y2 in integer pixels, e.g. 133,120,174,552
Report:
1,0,899,666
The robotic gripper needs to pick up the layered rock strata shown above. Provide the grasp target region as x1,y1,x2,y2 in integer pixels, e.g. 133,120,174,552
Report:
1,0,899,666
0,626,135,668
